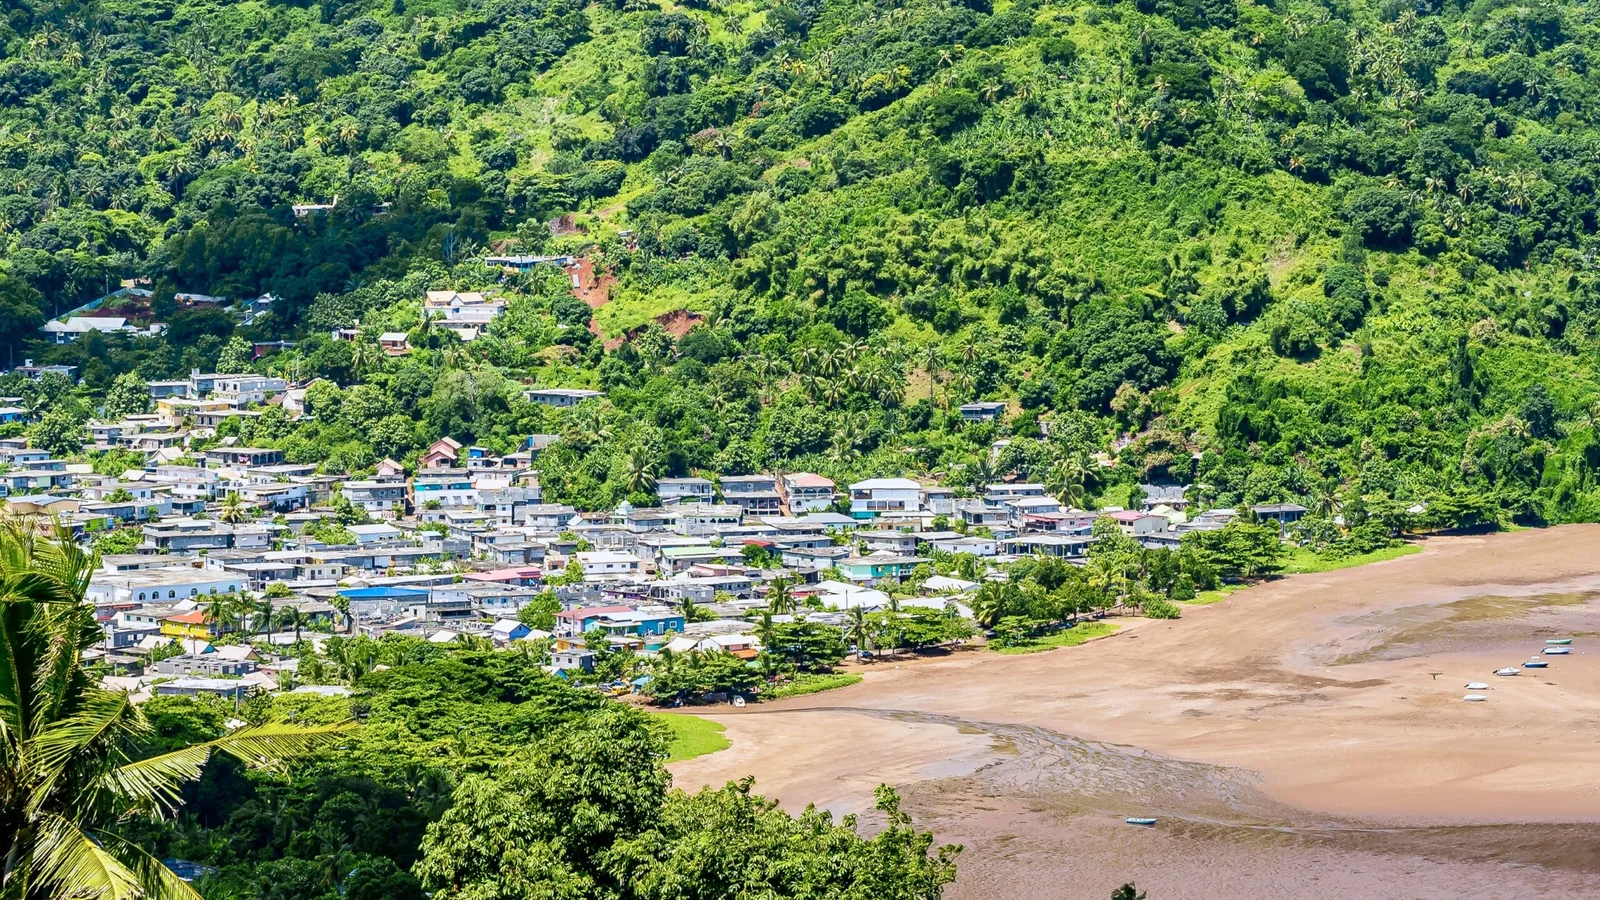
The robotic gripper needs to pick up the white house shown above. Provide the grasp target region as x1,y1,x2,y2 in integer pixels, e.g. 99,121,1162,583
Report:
848,478,922,520
212,375,288,405
672,504,743,536
805,580,891,610
87,568,246,605
42,317,142,343
783,472,836,513
346,523,403,545
574,551,641,581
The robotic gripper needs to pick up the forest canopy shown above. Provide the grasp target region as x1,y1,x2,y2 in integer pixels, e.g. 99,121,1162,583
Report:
5,0,1600,523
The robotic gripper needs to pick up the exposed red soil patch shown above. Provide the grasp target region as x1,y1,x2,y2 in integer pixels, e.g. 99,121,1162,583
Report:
656,307,701,339
602,308,705,351
570,256,616,311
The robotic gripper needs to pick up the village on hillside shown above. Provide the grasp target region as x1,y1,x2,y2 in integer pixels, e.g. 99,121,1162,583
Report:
4,364,1317,705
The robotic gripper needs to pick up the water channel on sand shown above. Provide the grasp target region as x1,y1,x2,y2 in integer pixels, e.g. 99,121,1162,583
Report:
886,710,1600,899
669,528,1600,898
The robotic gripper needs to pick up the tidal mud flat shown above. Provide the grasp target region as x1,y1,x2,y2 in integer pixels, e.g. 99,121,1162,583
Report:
670,527,1600,898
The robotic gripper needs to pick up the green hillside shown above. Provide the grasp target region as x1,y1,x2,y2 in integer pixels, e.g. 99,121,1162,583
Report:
5,0,1600,523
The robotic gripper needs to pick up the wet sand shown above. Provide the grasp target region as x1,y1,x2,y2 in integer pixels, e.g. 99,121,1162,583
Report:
668,527,1600,898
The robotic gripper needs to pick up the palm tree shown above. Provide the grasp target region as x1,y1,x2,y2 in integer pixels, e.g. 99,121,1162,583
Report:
679,597,703,623
1087,556,1120,608
276,606,310,644
255,597,274,638
0,522,351,900
755,612,777,654
219,491,250,525
622,450,659,496
845,606,873,662
203,593,242,637
350,338,379,375
972,582,1009,628
922,345,943,403
1045,456,1087,510
766,577,796,616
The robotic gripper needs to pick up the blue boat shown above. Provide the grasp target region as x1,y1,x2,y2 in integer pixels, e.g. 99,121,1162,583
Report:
1524,660,1549,668
1126,817,1157,826
1544,647,1572,655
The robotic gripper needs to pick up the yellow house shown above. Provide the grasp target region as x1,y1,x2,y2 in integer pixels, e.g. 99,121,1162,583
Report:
160,610,218,640
155,397,233,427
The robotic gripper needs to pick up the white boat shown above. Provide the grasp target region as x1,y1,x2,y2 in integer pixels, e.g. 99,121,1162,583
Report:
1544,647,1571,655
1464,682,1489,690
1494,667,1521,676
1463,694,1489,702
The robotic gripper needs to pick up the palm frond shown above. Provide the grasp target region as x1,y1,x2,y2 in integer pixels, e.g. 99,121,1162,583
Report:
0,603,33,742
29,691,146,818
104,722,357,815
96,832,207,900
31,814,144,900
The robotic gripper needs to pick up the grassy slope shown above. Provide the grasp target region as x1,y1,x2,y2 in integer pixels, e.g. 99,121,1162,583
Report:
654,712,732,762
762,672,863,699
1279,542,1424,574
993,620,1121,654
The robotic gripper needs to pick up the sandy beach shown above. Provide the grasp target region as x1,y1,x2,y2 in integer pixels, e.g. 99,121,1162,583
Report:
668,526,1600,898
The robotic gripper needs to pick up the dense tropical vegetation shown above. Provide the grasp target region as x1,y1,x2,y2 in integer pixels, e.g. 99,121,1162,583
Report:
3,0,1599,528
133,642,959,900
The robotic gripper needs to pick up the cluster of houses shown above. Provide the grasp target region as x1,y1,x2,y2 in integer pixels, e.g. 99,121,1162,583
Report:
39,286,279,345
6,296,1321,700
330,289,520,355
57,423,1312,700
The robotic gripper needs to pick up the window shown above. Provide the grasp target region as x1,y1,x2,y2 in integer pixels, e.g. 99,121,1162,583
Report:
138,592,146,601
168,590,176,599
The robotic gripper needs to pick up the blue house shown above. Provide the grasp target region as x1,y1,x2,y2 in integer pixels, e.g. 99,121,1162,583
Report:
602,610,685,637
337,586,431,602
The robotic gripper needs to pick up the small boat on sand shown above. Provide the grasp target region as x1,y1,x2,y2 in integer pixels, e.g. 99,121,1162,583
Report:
1524,660,1549,668
1463,694,1488,702
1544,647,1572,655
1125,818,1157,826
1494,667,1521,676
1465,682,1489,690
1547,639,1573,645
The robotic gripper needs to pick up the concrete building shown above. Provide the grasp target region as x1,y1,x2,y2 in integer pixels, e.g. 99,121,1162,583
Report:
524,388,603,407
783,472,835,514
848,478,922,520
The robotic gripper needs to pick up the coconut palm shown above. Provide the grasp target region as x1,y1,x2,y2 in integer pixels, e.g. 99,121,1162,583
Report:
845,605,873,662
218,491,250,525
203,593,245,636
622,450,659,496
276,606,310,644
1045,456,1088,510
679,598,704,623
755,612,776,652
350,338,379,375
972,581,1010,628
0,522,352,900
254,596,275,638
766,577,796,616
